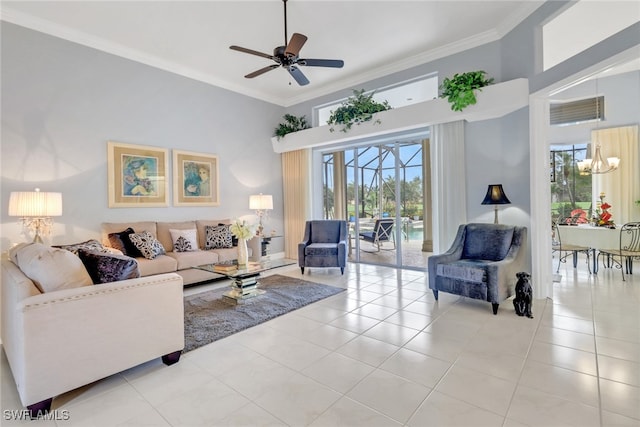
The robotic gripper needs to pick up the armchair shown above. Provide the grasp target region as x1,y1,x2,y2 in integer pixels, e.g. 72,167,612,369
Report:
428,223,527,314
298,220,348,274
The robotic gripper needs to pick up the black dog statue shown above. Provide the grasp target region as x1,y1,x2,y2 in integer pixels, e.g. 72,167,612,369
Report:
513,272,533,318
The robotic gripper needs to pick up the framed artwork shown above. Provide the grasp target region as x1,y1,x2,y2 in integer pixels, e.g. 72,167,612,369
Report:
172,149,219,206
107,141,169,207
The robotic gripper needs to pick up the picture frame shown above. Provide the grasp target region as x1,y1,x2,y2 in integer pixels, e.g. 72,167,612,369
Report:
107,141,169,208
172,149,219,206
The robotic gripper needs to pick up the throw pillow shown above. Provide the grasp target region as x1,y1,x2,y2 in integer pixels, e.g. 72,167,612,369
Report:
169,228,198,252
205,225,233,249
77,248,140,284
54,239,112,256
219,223,238,247
108,227,143,258
129,230,166,260
9,243,93,293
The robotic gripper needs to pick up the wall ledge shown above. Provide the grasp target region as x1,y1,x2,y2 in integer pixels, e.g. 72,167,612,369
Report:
272,78,529,153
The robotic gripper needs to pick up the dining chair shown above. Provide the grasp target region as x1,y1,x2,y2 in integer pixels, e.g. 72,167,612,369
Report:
552,220,592,274
359,218,395,252
597,222,640,281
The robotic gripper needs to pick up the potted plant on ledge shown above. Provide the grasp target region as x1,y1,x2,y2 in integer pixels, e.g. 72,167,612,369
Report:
440,70,494,111
327,89,391,133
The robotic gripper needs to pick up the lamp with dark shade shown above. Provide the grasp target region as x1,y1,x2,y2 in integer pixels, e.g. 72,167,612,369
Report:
481,184,511,224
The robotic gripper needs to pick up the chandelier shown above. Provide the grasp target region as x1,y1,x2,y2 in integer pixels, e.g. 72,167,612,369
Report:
576,144,620,175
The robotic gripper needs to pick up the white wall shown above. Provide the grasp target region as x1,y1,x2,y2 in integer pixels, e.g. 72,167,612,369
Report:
1,23,285,252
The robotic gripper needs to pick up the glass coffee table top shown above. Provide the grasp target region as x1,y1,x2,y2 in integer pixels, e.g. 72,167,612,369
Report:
195,258,296,278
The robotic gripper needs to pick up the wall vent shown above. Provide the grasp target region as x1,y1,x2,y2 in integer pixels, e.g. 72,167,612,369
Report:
550,96,604,126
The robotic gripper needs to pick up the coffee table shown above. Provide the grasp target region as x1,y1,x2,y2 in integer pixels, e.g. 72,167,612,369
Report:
195,259,296,304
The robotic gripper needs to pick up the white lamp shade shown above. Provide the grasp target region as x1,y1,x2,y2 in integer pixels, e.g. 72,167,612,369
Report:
8,191,63,217
249,194,273,210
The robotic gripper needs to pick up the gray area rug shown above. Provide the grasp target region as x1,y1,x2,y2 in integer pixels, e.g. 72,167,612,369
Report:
183,274,345,352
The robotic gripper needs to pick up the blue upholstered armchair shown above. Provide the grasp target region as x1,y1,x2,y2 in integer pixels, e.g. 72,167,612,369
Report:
298,220,348,275
428,223,527,314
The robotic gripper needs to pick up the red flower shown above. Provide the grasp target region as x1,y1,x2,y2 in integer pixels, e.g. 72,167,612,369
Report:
601,202,611,210
600,212,612,222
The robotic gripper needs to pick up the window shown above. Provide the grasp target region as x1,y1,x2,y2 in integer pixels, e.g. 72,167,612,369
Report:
550,144,592,221
315,74,438,126
543,1,639,71
550,96,604,126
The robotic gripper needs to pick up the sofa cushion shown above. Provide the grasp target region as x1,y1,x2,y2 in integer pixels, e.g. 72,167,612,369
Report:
107,227,143,258
166,250,219,270
205,225,233,249
169,228,198,252
129,231,166,260
9,243,92,293
102,221,157,247
77,248,141,284
462,224,514,261
54,239,113,256
134,254,177,276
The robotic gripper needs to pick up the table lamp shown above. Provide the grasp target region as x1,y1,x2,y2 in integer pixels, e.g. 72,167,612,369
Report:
481,184,511,224
249,193,273,235
8,188,63,243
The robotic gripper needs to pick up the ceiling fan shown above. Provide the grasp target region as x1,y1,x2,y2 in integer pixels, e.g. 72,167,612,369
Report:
229,0,344,86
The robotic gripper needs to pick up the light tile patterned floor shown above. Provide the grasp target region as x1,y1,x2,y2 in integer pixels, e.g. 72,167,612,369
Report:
2,258,639,426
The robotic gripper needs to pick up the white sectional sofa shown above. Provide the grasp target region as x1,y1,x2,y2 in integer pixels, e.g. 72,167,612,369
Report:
1,251,184,417
101,219,247,285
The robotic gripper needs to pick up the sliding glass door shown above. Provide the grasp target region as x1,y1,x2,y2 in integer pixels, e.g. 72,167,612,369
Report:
322,138,430,269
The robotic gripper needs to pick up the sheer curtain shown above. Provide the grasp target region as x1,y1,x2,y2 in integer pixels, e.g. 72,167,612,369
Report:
282,149,312,259
430,121,467,253
592,125,639,225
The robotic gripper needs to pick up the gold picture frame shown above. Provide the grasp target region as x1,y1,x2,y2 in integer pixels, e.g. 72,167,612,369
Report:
107,141,169,208
172,149,219,206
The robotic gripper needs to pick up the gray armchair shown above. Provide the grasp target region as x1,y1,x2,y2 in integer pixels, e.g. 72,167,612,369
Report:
298,220,348,275
428,223,527,314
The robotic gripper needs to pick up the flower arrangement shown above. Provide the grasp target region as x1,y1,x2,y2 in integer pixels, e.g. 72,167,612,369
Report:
229,219,257,240
594,192,615,227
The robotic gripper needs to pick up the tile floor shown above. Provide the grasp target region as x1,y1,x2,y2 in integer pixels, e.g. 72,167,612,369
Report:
2,258,639,426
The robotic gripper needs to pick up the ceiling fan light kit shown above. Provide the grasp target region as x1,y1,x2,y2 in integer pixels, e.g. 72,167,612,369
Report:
229,0,344,86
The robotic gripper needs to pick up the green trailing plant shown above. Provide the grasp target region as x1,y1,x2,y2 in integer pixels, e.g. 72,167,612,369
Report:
274,114,310,139
440,71,494,112
327,89,391,133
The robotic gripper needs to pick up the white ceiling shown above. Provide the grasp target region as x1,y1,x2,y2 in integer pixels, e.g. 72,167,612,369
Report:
1,1,545,106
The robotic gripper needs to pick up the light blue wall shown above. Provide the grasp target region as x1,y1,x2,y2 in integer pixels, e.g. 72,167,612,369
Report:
1,22,285,251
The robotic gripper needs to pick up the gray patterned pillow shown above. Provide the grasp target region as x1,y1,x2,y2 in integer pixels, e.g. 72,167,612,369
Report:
205,225,233,249
54,239,112,256
129,230,166,260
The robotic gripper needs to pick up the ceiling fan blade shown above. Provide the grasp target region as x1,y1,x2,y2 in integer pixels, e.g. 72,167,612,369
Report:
285,33,307,57
299,58,344,68
288,65,309,86
230,45,274,60
245,64,280,78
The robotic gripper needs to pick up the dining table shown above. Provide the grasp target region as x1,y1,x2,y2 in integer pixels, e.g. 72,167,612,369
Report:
557,224,620,273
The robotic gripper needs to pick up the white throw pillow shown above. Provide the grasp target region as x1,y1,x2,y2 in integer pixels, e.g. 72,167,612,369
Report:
9,243,93,293
169,228,198,252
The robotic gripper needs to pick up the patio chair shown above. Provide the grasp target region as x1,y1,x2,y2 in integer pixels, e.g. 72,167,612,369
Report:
596,222,640,281
359,218,395,252
552,220,592,274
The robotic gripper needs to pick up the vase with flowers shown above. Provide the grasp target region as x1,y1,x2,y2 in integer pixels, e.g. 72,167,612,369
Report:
229,219,257,266
593,192,615,228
